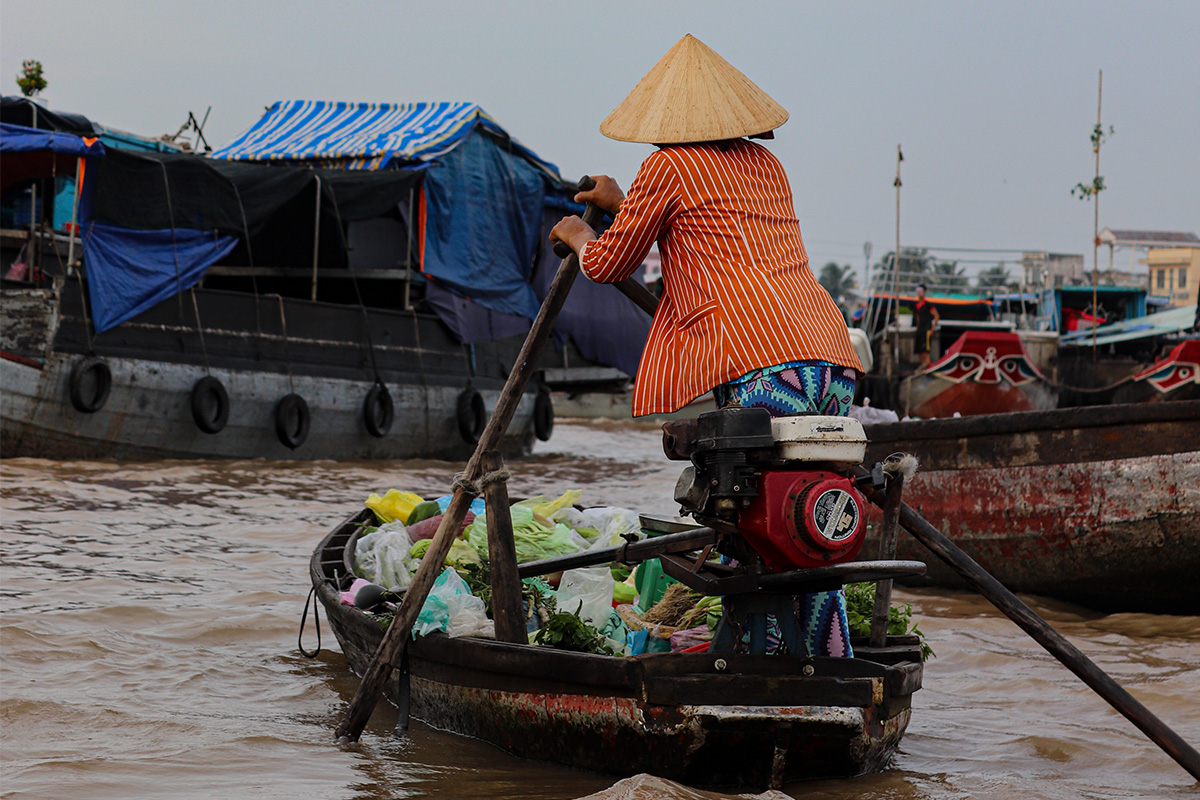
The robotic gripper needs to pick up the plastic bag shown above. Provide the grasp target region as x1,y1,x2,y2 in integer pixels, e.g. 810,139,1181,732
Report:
365,489,424,524
515,489,583,522
354,522,414,591
848,399,900,425
556,566,616,630
553,506,643,551
413,567,494,639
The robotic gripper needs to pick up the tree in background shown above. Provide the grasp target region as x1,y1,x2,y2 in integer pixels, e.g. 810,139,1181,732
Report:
819,262,857,311
871,247,960,294
932,260,970,292
976,263,1015,291
16,60,47,97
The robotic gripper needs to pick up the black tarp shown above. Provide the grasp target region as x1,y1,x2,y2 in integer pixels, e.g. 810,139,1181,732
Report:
1,96,99,135
90,149,423,236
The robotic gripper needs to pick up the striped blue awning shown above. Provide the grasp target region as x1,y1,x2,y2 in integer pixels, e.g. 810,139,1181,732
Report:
210,100,561,176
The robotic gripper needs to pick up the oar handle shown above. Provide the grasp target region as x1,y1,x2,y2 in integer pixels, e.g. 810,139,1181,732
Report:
552,176,661,317
552,176,598,259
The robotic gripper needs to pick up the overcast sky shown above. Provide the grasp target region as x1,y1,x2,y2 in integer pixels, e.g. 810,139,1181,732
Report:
5,2,1198,283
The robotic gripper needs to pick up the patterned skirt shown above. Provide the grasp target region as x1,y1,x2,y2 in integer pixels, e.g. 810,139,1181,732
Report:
715,359,858,657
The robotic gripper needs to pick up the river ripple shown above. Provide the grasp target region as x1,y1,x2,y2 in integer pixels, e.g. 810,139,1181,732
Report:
1,420,1197,799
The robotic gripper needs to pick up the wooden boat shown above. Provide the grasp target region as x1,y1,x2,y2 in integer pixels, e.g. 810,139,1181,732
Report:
897,330,1057,418
861,400,1200,614
2,101,648,460
311,509,926,789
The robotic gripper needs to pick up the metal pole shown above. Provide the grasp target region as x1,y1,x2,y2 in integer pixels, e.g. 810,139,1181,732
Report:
891,145,903,377
66,157,82,274
1091,70,1102,360
310,175,321,302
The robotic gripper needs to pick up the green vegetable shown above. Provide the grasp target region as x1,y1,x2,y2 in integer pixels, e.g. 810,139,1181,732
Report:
408,500,441,525
843,582,935,661
409,539,431,560
532,607,616,655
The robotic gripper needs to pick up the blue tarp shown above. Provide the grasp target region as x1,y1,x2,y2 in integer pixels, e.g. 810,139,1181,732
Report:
0,122,105,156
82,220,237,332
420,130,547,318
211,101,560,176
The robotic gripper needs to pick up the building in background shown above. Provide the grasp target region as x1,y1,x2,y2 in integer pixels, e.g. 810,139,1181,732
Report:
1144,247,1200,309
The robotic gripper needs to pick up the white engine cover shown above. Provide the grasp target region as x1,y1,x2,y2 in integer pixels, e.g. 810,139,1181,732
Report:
770,415,868,469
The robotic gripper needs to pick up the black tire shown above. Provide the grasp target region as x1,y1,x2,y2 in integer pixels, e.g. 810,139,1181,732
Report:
363,382,394,438
275,393,310,450
456,388,486,444
533,388,554,441
68,356,111,414
190,376,230,434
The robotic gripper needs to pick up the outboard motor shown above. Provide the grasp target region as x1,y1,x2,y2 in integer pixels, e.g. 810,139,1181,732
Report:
666,408,870,572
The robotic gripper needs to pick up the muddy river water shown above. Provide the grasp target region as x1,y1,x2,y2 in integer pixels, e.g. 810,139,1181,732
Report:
2,420,1197,799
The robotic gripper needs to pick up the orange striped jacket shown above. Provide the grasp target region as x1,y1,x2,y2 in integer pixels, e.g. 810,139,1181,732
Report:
580,140,863,416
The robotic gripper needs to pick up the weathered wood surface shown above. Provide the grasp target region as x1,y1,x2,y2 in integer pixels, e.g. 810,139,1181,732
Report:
860,402,1200,612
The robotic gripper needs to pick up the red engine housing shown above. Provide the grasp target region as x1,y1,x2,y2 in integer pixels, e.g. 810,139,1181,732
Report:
737,469,867,572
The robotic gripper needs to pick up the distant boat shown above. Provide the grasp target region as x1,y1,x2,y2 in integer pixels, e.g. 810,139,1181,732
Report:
860,400,1200,614
1,100,648,459
897,329,1056,418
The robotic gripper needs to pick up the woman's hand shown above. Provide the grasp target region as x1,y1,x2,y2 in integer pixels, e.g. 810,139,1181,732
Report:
576,175,624,215
549,215,598,257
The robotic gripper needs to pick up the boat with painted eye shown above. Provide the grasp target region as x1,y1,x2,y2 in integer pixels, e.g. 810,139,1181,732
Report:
310,508,926,790
860,399,1200,614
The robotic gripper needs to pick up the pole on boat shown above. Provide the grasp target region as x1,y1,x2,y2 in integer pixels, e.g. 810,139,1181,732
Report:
334,178,608,742
868,468,904,647
481,450,527,644
855,469,1200,782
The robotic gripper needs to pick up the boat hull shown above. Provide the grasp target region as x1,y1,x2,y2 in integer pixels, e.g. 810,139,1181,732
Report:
311,516,922,789
1,352,533,460
861,401,1200,613
2,279,536,460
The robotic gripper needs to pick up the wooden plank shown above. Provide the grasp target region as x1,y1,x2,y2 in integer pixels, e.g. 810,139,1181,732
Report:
643,675,875,707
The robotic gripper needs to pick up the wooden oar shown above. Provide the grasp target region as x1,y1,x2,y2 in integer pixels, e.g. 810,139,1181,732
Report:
334,179,608,742
853,467,1200,781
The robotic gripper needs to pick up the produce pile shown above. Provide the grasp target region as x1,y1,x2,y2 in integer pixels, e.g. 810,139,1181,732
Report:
344,487,718,656
345,488,933,661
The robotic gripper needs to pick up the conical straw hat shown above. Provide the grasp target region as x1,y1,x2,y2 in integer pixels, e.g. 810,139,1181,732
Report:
600,34,788,144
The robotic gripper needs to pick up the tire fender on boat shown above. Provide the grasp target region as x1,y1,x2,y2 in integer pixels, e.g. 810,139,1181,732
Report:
190,376,230,434
68,356,112,414
275,393,310,449
363,382,394,438
456,388,486,444
534,388,554,441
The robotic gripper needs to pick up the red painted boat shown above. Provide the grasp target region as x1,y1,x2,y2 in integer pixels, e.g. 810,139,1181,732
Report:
310,510,924,789
898,330,1057,418
861,400,1200,614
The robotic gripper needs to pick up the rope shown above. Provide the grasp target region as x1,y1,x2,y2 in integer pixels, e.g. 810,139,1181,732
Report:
1040,373,1135,393
272,294,296,395
476,467,511,491
323,184,383,386
298,583,322,658
72,252,96,354
451,466,510,496
882,452,920,480
189,288,212,375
